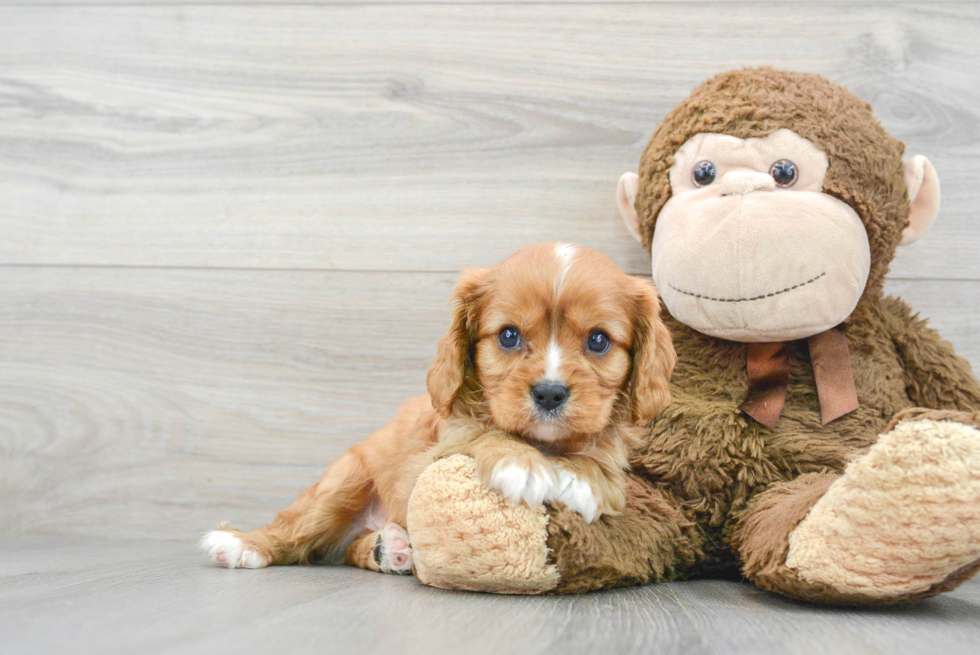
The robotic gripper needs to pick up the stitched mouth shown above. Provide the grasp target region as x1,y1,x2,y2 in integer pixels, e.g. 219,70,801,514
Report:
669,271,826,303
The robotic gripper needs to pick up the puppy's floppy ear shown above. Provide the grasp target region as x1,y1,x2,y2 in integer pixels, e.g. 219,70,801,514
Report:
427,267,489,417
626,278,676,425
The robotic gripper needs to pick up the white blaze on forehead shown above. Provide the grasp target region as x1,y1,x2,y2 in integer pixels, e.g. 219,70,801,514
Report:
544,337,563,382
548,243,574,383
554,243,577,295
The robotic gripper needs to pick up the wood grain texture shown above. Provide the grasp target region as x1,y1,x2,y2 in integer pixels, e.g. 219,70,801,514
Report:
1,3,978,277
0,0,945,5
2,535,979,655
0,267,453,539
1,266,976,540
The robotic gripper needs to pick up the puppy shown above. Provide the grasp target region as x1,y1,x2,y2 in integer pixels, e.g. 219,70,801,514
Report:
201,243,675,574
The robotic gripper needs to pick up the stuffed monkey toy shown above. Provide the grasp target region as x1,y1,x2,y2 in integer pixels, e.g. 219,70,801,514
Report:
405,68,980,603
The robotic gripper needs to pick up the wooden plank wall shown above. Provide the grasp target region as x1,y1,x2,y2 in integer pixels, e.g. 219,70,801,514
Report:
1,2,978,541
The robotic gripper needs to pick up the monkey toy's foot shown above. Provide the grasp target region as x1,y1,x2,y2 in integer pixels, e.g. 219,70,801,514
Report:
786,411,980,601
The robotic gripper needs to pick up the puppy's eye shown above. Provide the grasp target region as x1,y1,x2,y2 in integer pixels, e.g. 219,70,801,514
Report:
692,160,717,187
769,159,798,187
587,330,611,354
498,327,521,350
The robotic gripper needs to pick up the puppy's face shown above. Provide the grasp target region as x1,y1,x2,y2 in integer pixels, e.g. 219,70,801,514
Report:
427,243,675,442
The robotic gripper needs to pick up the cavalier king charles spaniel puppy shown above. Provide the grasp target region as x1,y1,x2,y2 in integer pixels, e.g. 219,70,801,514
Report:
202,243,675,574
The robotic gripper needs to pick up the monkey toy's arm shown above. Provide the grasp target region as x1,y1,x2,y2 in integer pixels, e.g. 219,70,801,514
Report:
880,295,980,412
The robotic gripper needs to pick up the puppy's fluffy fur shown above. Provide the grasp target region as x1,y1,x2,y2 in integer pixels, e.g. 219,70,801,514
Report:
201,243,675,573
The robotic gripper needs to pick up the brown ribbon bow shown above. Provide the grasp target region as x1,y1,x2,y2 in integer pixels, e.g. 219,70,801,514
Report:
739,326,859,429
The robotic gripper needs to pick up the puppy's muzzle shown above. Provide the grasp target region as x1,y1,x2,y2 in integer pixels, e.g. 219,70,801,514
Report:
531,382,568,412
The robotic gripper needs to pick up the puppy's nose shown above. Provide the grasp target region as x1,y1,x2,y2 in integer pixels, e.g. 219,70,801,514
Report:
531,382,568,411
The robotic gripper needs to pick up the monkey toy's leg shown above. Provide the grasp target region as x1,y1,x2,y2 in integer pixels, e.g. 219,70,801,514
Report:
544,473,704,594
731,411,980,604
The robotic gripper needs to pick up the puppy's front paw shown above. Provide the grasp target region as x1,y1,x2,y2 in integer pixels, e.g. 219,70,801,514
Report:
375,523,413,574
548,468,599,523
200,530,268,569
489,458,558,508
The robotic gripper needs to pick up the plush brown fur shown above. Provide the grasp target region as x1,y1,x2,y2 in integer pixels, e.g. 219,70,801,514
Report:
407,68,980,604
553,68,980,601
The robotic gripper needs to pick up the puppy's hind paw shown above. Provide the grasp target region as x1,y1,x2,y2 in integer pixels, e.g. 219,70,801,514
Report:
200,530,268,569
375,523,413,574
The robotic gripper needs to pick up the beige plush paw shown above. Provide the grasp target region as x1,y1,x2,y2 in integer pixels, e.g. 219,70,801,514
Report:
406,454,560,594
786,418,980,599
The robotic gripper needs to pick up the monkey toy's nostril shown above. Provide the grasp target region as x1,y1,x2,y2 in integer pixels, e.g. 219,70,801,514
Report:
531,382,569,411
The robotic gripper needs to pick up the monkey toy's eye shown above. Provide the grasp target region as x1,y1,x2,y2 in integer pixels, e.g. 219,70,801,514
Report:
498,327,521,350
692,160,717,187
586,330,611,354
769,159,798,187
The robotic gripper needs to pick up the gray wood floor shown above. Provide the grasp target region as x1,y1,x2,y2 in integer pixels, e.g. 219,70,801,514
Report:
2,535,980,655
2,1,980,652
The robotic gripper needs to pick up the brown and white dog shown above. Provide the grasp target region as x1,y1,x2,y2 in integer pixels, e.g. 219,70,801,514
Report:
201,243,675,574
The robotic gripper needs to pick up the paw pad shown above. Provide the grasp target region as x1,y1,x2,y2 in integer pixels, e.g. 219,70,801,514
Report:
375,523,413,574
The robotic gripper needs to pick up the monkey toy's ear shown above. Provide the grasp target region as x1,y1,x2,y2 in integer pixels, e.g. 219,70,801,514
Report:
900,155,941,246
617,172,642,244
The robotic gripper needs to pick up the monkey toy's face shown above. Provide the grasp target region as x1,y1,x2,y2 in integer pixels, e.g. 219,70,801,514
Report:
619,118,939,344
648,128,870,342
